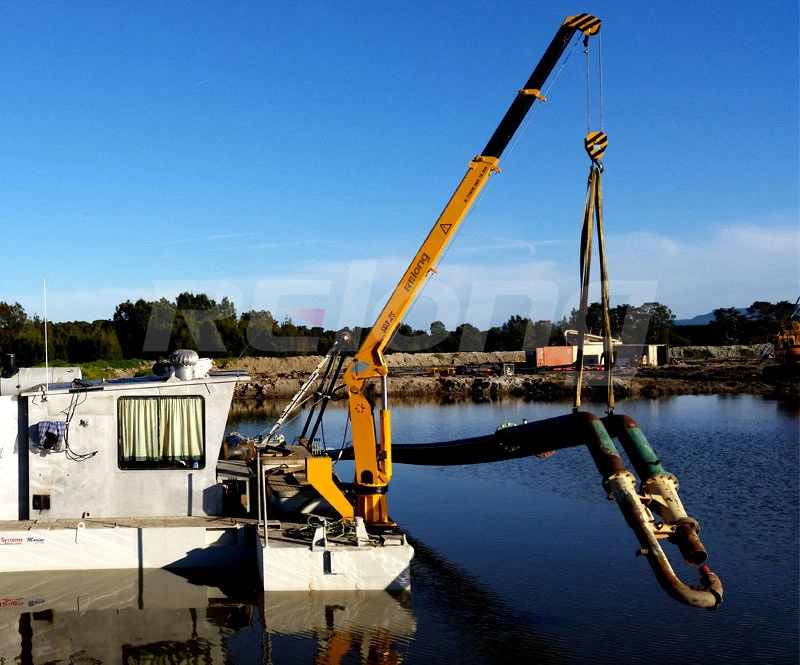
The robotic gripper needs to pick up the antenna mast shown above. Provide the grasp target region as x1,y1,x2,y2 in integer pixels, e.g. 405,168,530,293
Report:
43,279,49,398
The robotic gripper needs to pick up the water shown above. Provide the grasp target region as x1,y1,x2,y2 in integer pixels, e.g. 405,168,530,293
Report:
1,395,797,664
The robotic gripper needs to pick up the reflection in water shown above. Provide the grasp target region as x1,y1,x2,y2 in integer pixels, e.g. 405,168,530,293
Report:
0,569,250,665
406,535,572,665
263,591,415,664
0,569,416,665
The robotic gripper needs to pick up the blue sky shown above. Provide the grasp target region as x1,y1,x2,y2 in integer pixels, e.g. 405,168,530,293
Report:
1,2,798,330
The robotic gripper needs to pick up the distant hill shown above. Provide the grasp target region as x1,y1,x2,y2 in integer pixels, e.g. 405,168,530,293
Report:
674,308,748,326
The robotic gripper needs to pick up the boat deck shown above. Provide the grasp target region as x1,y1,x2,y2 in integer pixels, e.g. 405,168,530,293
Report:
0,515,261,531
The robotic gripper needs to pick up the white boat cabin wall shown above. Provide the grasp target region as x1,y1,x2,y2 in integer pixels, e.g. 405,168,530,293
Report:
0,352,245,522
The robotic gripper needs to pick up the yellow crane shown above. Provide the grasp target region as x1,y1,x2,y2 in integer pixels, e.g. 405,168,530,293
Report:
304,13,602,527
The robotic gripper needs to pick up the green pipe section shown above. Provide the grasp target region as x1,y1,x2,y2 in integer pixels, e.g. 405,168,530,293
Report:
585,416,626,479
604,414,665,481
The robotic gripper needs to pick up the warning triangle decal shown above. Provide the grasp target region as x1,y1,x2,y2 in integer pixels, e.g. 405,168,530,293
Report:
440,224,452,235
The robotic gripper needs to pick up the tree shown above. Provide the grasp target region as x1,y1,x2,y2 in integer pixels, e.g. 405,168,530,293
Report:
456,323,484,352
218,296,237,320
528,319,555,348
638,302,675,344
113,299,155,358
13,322,45,366
173,292,226,354
272,317,319,356
569,302,675,344
0,301,27,333
746,300,797,342
568,302,606,337
0,301,29,361
709,307,746,344
243,310,278,355
388,323,429,352
500,315,531,351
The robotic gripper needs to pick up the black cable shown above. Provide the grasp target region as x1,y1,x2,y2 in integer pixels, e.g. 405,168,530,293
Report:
60,383,98,461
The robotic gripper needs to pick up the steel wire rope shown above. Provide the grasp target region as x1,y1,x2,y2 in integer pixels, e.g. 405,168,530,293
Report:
329,406,352,472
584,31,605,134
257,390,318,441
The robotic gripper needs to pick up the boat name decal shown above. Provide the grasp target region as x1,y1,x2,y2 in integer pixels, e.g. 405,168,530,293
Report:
0,598,24,607
0,536,41,545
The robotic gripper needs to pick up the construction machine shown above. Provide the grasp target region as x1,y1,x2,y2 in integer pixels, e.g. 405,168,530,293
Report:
264,14,722,609
304,13,602,527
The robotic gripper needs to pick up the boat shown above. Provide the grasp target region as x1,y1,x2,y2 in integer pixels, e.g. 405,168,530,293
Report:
0,349,415,592
0,350,256,574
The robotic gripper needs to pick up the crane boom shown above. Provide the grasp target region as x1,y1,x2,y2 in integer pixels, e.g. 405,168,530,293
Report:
306,14,601,527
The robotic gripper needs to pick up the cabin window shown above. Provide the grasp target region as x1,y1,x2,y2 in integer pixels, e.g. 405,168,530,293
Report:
118,396,205,470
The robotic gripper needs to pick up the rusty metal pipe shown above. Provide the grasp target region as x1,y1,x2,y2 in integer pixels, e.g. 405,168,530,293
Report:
605,472,722,609
671,518,708,566
603,413,708,566
586,418,723,610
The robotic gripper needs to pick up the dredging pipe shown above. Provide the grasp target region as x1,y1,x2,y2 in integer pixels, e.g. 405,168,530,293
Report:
602,413,708,568
327,410,723,609
585,413,723,609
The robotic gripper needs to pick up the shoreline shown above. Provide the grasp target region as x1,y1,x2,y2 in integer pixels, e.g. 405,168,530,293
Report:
219,352,799,406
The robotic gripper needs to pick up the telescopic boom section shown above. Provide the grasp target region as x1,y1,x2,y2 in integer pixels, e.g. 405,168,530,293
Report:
314,14,601,527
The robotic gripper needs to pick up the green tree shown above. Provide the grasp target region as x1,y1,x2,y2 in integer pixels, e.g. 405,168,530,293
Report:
456,323,484,352
14,321,45,366
172,292,224,353
638,302,675,344
388,323,428,352
568,302,606,337
500,315,531,351
745,300,797,342
114,299,155,358
710,307,746,344
218,296,237,320
526,319,555,348
0,301,29,363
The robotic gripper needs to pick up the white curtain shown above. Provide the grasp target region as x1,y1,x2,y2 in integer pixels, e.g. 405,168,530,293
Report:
119,397,203,463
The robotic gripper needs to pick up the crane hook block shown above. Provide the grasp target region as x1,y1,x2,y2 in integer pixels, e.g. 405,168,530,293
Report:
563,13,601,36
585,131,608,162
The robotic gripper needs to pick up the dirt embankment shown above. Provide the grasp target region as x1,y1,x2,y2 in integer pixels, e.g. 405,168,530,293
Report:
217,349,798,404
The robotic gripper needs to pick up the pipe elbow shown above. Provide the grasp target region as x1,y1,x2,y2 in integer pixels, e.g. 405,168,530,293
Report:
698,565,724,609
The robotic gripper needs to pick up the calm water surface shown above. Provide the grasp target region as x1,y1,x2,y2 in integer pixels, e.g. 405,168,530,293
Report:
1,395,796,664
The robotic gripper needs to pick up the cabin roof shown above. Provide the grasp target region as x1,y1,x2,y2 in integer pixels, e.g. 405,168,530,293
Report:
20,369,249,397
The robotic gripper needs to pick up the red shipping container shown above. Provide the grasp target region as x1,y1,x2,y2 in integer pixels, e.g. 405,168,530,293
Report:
534,346,574,368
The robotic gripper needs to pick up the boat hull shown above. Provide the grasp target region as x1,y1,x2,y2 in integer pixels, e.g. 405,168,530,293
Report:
0,518,255,572
257,525,413,591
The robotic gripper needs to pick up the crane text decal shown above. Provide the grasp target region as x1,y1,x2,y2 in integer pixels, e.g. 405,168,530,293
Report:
403,253,431,293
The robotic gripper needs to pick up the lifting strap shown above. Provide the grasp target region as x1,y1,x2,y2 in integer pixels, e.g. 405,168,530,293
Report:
573,152,613,413
574,29,613,413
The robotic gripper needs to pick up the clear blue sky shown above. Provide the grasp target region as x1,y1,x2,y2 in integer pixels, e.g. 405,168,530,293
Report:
2,2,798,330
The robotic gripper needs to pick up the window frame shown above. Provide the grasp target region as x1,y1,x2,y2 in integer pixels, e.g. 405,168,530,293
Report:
117,395,206,470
